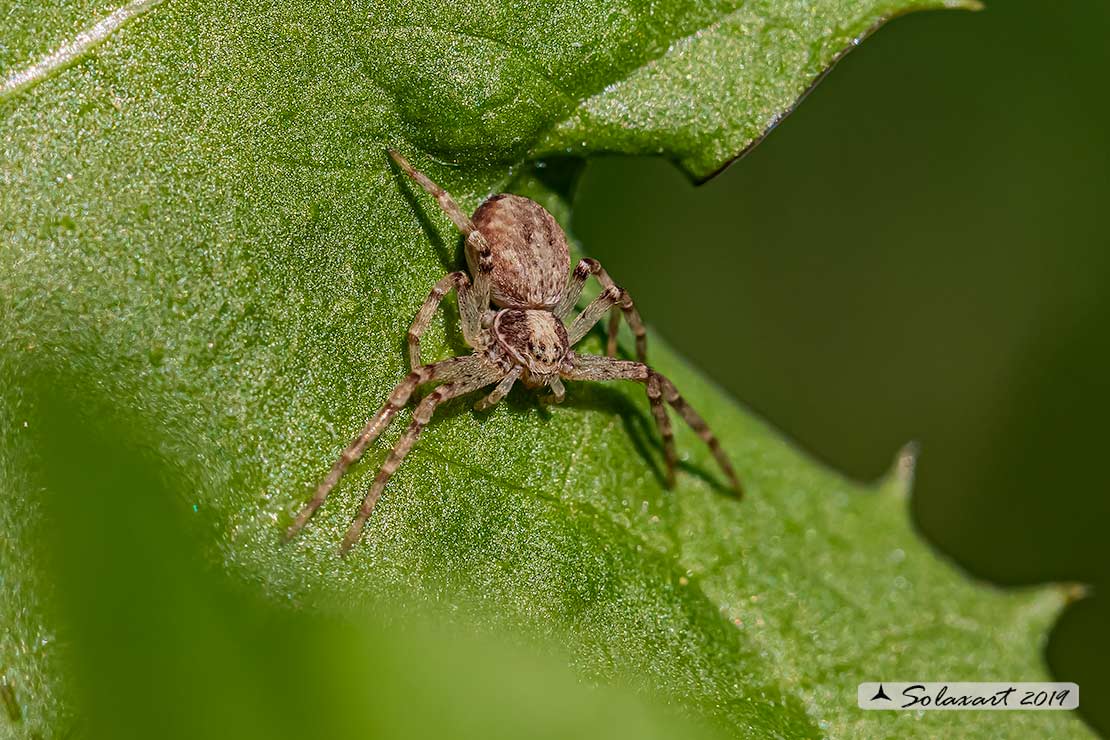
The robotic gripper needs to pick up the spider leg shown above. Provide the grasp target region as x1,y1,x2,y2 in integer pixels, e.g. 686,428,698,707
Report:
389,149,474,235
561,353,672,485
567,285,624,346
606,310,624,360
646,372,677,487
340,368,503,554
562,353,741,495
389,149,493,310
474,366,521,411
286,355,491,541
655,374,740,493
556,258,647,362
539,376,565,405
407,271,483,369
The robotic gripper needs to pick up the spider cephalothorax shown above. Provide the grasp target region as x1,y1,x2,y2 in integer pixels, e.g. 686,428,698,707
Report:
287,150,742,554
491,309,571,387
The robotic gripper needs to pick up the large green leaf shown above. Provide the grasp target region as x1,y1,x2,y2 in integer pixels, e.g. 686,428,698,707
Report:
0,0,1089,738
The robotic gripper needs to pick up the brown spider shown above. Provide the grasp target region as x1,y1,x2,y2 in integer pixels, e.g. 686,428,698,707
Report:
287,150,742,554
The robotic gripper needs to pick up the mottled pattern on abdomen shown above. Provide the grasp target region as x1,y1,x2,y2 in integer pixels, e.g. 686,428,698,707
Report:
471,194,570,309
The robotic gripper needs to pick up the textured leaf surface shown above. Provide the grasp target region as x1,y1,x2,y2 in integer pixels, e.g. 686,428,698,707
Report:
0,0,1088,738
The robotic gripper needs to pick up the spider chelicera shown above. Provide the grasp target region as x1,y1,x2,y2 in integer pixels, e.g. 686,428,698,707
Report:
287,150,742,554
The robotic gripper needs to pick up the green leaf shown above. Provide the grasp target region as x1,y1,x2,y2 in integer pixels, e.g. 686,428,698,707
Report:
0,0,1088,738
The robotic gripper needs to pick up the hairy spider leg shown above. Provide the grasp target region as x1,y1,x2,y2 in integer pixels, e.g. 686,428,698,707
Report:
562,353,742,496
340,366,503,554
646,372,678,487
475,366,522,411
388,149,494,312
557,258,648,361
407,271,482,369
567,285,625,346
538,376,565,405
564,283,677,480
286,355,497,541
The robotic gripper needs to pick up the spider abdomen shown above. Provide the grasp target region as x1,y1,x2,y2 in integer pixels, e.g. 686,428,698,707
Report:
470,194,570,310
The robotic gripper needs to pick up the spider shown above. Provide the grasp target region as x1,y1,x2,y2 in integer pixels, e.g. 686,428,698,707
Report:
287,150,742,554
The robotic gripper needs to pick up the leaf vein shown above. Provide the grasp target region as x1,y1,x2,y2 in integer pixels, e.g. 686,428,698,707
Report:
0,0,167,102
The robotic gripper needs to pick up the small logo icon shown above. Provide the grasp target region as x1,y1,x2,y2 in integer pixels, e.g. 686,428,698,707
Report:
870,684,891,702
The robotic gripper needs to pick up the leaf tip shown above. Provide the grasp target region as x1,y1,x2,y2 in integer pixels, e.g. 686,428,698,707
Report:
880,441,919,499
1059,581,1092,605
945,0,986,11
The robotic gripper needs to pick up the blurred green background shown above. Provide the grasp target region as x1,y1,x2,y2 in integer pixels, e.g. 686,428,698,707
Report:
20,393,725,740
573,0,1109,733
